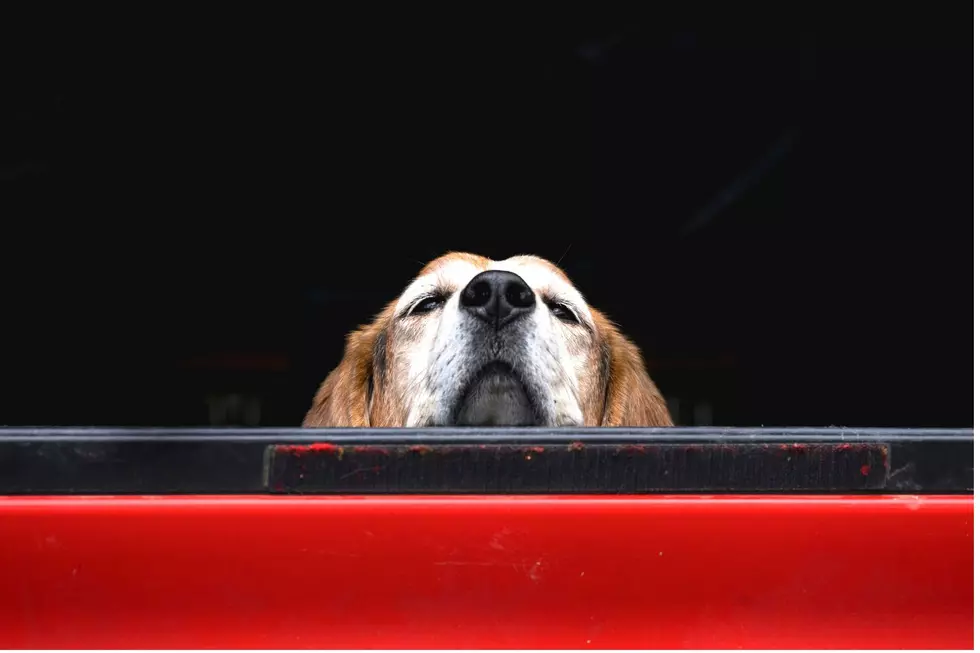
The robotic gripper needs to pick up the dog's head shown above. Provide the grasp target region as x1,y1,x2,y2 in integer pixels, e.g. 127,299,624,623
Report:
304,252,673,427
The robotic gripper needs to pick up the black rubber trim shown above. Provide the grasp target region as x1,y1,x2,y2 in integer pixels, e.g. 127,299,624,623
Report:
0,428,971,495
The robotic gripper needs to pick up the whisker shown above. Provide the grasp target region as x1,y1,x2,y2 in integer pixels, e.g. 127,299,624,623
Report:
556,243,572,266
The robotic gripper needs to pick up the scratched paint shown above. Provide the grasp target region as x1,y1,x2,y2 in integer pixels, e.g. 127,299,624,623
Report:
276,443,344,455
615,444,647,455
351,446,391,455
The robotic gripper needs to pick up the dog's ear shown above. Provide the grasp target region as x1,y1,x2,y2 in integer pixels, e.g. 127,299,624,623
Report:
596,313,674,427
303,305,393,427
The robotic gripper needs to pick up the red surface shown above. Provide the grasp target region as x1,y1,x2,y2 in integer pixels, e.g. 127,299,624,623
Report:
0,495,972,649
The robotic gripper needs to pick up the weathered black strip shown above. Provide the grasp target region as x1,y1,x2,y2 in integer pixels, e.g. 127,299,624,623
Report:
0,428,971,495
267,442,897,494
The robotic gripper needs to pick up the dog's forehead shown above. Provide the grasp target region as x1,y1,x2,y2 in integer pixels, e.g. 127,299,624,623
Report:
419,252,570,279
409,253,574,295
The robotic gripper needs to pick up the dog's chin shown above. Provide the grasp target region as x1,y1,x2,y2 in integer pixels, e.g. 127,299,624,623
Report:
450,361,541,427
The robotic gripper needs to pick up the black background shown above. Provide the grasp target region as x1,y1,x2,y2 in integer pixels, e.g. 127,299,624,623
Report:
2,4,972,428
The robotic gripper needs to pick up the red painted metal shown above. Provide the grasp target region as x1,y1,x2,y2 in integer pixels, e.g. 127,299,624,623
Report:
0,495,972,649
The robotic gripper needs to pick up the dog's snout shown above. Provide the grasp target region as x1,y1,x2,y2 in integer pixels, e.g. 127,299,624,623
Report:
460,270,535,329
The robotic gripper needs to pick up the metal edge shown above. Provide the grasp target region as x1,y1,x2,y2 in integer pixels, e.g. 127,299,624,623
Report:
0,426,972,443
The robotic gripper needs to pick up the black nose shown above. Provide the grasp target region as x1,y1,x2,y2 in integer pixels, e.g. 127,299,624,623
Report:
459,270,536,329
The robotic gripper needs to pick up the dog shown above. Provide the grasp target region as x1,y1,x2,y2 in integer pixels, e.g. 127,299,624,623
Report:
303,252,673,427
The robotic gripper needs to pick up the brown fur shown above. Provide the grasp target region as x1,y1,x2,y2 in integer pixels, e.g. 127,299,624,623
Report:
303,253,673,428
591,310,673,426
302,301,399,427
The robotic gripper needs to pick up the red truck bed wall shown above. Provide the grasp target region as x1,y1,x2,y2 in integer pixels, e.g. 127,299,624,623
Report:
0,494,972,649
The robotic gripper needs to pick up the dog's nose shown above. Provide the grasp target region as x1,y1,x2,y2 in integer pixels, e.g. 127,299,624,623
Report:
459,270,536,329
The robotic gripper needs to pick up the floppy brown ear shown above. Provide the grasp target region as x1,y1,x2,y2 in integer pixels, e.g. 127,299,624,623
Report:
596,314,674,427
302,306,393,427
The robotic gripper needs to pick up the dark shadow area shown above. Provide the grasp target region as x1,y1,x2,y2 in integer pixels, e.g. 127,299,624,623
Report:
2,4,972,428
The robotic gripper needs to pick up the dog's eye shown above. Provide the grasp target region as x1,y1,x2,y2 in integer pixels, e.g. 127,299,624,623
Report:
408,295,445,316
547,301,579,325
